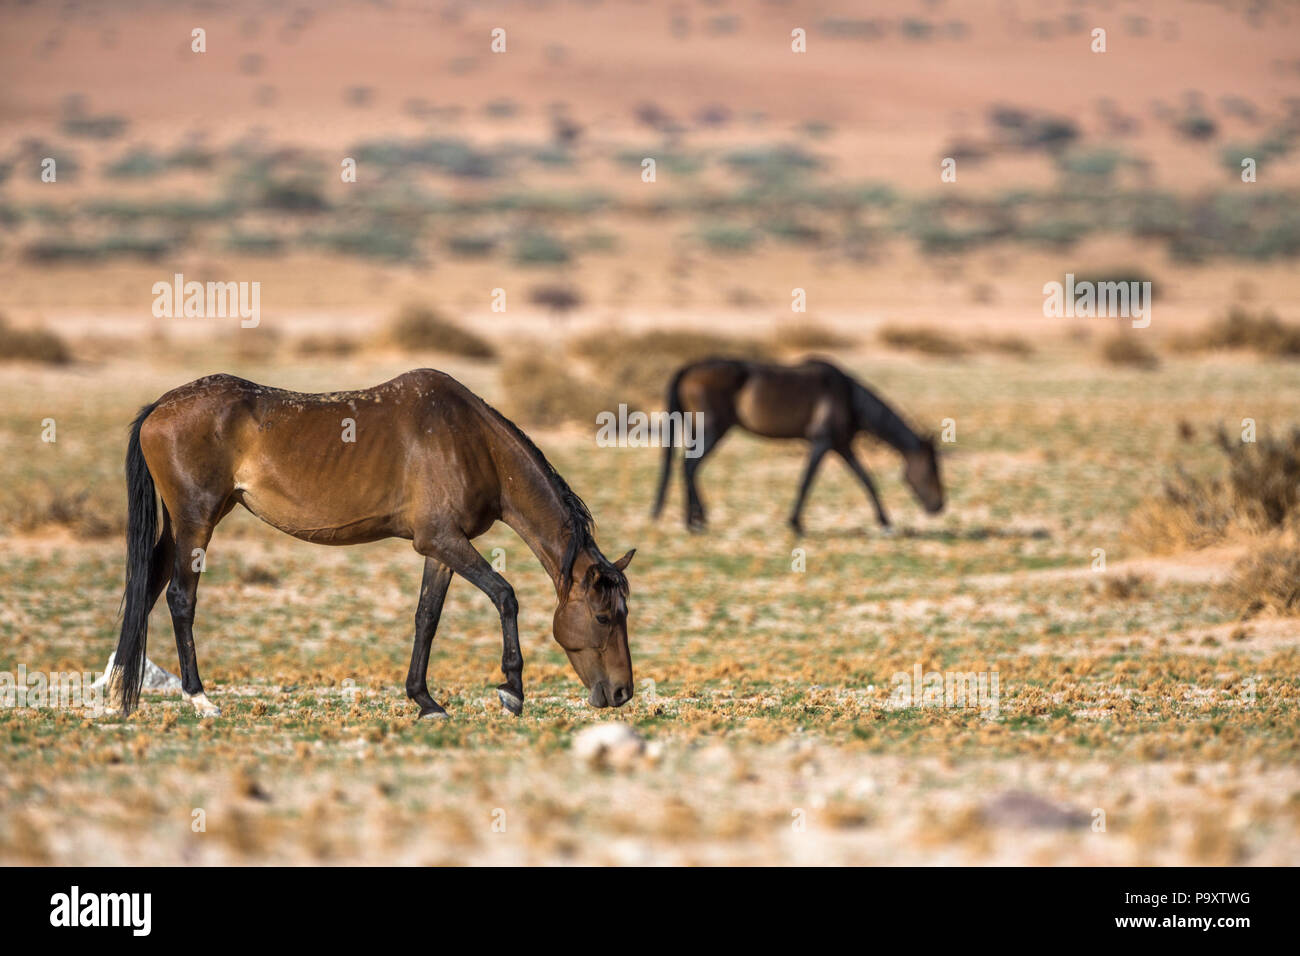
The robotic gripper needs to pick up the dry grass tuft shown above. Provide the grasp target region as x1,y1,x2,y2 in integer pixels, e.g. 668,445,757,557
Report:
1096,571,1153,601
498,353,615,428
1172,307,1300,356
387,303,495,360
296,333,358,357
1099,332,1159,369
879,324,969,357
0,315,72,364
1128,427,1300,552
1219,537,1300,617
772,320,856,351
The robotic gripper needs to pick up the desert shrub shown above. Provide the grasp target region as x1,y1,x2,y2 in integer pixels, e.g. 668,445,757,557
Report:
512,231,570,265
1094,571,1153,601
6,483,117,537
698,224,760,253
0,315,72,364
970,333,1035,357
498,354,613,428
445,233,498,258
1172,307,1300,356
296,334,358,357
387,304,495,360
1099,333,1159,369
1219,538,1300,617
528,284,584,318
773,321,855,351
570,328,771,410
879,324,969,357
1127,427,1300,552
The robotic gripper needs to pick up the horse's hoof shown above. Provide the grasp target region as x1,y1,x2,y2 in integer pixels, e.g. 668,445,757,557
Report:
496,685,524,716
184,691,221,718
879,524,897,538
788,519,804,536
418,705,449,720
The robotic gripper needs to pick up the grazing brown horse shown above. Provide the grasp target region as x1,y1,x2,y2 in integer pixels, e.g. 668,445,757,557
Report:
653,357,944,533
112,369,635,719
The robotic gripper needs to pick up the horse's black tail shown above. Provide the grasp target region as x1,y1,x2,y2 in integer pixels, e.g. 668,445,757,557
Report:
114,401,161,716
652,366,688,519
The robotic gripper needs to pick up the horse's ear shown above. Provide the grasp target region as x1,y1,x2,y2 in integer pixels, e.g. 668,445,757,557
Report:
613,548,635,571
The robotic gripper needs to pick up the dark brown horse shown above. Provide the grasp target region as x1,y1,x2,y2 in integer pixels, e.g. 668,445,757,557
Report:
652,357,944,533
112,369,635,719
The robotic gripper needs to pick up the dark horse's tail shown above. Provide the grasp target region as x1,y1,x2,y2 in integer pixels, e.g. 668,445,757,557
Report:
651,365,688,519
114,401,162,716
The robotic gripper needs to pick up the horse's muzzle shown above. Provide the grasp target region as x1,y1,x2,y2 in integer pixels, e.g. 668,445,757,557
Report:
589,681,634,708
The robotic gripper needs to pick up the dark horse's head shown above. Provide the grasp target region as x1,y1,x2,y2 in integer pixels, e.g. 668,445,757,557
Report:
554,548,635,707
903,437,945,514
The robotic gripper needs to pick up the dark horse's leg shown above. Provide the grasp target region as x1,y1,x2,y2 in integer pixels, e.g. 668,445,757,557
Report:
836,442,891,528
788,437,832,535
406,557,453,718
167,506,227,717
683,420,730,531
414,529,524,716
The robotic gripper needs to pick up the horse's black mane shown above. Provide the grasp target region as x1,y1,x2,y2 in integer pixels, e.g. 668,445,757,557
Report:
482,402,627,597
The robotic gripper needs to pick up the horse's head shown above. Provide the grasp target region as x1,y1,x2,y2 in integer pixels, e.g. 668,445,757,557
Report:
554,548,635,707
903,437,944,514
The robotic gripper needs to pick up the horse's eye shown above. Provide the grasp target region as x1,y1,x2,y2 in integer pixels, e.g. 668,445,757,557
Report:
595,614,611,626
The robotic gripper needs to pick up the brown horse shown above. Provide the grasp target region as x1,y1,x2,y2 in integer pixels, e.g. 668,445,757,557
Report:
112,369,635,719
652,357,944,533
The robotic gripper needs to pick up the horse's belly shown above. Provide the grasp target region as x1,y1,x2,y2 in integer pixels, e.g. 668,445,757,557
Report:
237,483,405,545
735,384,823,439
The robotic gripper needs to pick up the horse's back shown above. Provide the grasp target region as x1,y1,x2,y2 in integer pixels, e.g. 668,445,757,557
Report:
138,369,497,544
677,356,849,440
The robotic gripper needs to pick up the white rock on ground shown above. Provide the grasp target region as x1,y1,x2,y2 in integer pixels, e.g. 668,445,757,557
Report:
572,722,647,771
91,653,183,693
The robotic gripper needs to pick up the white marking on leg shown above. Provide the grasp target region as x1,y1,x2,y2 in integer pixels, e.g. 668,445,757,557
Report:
184,691,222,718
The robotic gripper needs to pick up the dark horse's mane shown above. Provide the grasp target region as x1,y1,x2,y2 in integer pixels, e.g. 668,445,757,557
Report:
481,401,628,599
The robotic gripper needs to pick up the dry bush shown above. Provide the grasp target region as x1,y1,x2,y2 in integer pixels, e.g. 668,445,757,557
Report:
1171,307,1300,356
1219,537,1300,617
296,333,358,357
970,333,1036,357
773,320,855,351
879,324,969,357
498,353,616,428
569,328,771,409
1100,332,1159,369
1095,571,1153,601
387,303,495,360
1127,427,1300,553
7,484,118,538
0,315,72,364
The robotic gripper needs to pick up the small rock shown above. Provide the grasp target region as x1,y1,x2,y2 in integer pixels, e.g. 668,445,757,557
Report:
91,653,183,693
980,790,1090,830
572,722,646,771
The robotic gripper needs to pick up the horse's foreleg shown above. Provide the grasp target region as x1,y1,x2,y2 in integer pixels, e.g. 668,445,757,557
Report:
414,532,524,716
406,557,453,718
789,438,831,534
837,445,891,528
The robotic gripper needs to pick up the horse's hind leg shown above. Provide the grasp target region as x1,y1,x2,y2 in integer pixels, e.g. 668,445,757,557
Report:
406,557,453,718
166,508,228,718
683,419,729,531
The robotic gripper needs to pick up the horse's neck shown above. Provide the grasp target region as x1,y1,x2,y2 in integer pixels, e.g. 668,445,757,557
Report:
495,453,575,595
854,384,922,453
